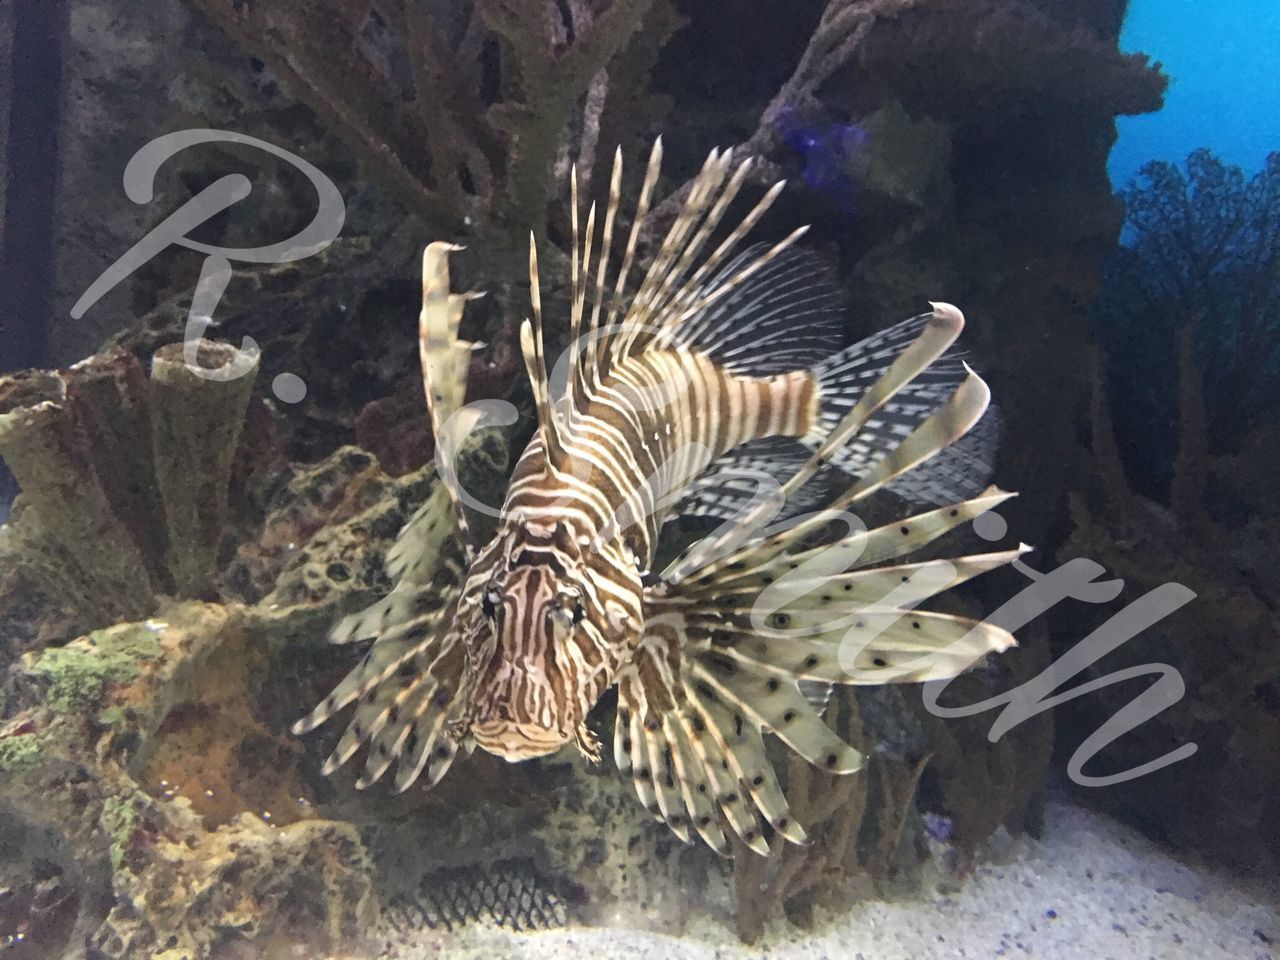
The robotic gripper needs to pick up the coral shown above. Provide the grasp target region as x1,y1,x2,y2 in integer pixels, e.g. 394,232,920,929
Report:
28,624,163,719
221,446,394,606
100,793,145,874
907,618,1054,865
728,688,931,943
643,0,1165,555
355,315,522,477
92,805,375,960
849,101,952,211
353,375,438,478
0,552,82,661
641,0,935,230
731,713,864,942
856,0,1164,123
752,0,928,149
61,349,172,589
833,0,1164,550
1097,149,1280,494
225,428,507,641
0,340,262,637
13,604,241,768
135,610,315,832
1053,301,1280,874
6,1,1179,953
182,0,679,265
0,602,378,959
109,232,425,466
1058,152,1280,871
149,341,261,597
0,731,41,772
0,367,157,623
725,566,1052,943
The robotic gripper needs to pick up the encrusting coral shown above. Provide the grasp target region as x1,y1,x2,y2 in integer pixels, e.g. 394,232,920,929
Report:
0,390,522,957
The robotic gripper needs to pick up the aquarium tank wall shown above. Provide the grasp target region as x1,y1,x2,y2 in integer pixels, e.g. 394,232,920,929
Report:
0,1,1276,958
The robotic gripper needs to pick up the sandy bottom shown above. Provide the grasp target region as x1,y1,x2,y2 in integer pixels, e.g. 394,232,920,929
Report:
386,800,1278,960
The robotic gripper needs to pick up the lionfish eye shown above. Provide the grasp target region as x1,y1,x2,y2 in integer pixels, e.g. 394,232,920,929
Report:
571,601,586,624
481,590,499,619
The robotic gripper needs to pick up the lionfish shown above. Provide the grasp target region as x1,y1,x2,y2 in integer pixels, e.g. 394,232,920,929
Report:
294,141,1025,856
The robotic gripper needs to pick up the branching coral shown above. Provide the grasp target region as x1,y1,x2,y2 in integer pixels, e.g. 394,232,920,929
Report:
1060,348,1280,872
643,0,929,226
730,695,867,943
183,0,679,260
1098,149,1280,494
748,0,928,156
906,619,1054,868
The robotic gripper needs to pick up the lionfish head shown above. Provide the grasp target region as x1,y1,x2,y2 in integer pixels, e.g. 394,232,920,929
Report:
461,517,640,761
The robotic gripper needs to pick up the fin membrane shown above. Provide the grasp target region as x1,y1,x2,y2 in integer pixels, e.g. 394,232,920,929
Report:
670,245,845,376
294,522,471,793
622,301,1022,856
803,310,998,506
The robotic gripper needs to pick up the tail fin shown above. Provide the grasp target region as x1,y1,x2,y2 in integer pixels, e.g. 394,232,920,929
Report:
802,305,999,506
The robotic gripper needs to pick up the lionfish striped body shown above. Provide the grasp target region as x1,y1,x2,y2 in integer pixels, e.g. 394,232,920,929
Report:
295,142,1025,856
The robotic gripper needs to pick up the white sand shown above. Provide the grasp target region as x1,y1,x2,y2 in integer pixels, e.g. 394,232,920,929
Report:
384,800,1278,960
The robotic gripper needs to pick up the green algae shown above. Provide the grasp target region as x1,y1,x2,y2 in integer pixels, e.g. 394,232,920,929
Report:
31,623,163,716
0,732,41,772
102,792,145,873
97,705,130,728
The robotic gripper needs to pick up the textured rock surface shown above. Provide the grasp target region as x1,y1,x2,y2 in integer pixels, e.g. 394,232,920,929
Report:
53,0,198,362
1061,491,1280,875
51,0,407,367
3,1,1202,957
0,603,380,960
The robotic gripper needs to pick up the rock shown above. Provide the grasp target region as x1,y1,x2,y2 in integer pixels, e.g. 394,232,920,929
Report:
0,602,378,960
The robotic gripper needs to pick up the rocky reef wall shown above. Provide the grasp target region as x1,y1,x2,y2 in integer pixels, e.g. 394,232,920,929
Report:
0,1,1184,957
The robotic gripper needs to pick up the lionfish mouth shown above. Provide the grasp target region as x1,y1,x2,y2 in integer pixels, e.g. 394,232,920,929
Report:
471,719,571,761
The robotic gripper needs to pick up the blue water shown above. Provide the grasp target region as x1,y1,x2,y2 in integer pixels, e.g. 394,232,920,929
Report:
1109,0,1280,189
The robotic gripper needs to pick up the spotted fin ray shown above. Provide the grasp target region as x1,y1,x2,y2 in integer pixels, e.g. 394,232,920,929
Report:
292,533,471,791
292,246,484,788
328,484,457,645
621,305,1023,854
